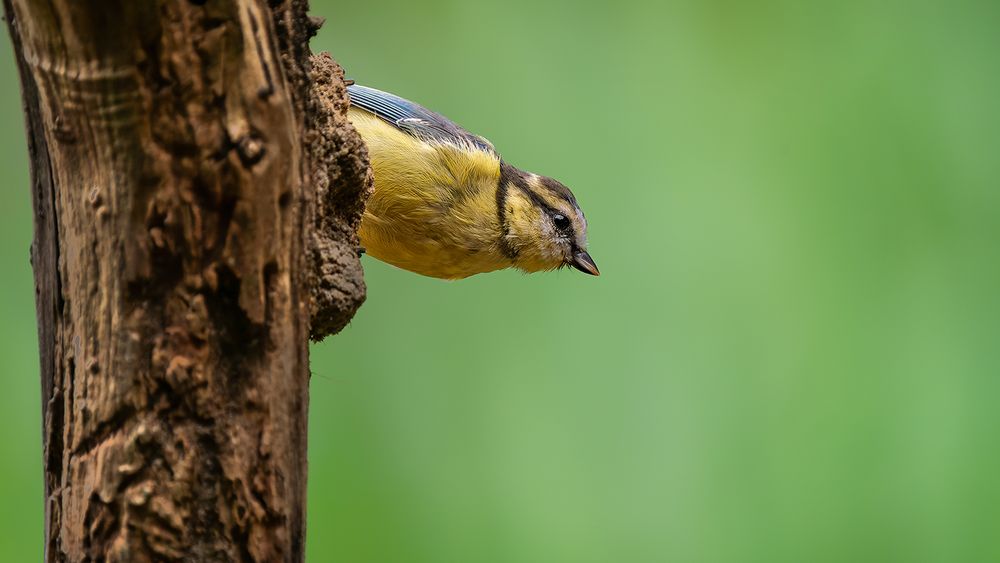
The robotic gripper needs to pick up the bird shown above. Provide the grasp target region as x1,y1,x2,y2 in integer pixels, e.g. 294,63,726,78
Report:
345,83,598,280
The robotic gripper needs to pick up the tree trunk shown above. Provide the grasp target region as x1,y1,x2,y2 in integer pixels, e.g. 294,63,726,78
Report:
3,1,370,561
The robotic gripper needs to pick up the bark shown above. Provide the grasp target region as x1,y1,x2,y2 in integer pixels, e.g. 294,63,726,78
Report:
3,1,370,561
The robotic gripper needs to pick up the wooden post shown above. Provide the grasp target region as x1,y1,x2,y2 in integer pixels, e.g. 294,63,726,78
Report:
3,1,370,560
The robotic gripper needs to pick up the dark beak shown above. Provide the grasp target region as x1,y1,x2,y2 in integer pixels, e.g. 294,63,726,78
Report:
571,251,600,276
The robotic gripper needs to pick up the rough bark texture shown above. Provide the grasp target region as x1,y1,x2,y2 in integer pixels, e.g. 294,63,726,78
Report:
307,53,372,339
3,1,369,561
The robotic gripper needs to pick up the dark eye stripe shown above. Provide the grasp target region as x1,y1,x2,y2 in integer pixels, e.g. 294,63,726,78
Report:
514,183,577,240
499,162,580,244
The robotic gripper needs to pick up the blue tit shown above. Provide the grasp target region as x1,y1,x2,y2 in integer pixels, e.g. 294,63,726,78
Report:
346,84,598,280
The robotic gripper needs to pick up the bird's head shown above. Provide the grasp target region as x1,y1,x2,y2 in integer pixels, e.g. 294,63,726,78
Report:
499,164,599,276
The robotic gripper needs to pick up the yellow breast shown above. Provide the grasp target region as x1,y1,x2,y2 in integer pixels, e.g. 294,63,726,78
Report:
348,108,509,279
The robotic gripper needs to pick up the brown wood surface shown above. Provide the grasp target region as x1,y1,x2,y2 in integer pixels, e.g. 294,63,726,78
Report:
3,1,369,560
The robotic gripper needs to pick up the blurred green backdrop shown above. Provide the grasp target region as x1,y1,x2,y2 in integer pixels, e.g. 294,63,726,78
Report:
3,0,1000,561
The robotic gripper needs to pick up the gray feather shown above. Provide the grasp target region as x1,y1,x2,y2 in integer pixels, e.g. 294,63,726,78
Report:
347,84,497,156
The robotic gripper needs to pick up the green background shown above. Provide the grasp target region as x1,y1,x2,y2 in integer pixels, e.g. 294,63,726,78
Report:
3,0,999,560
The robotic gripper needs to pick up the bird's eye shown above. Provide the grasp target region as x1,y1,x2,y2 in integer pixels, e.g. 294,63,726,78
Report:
552,214,570,231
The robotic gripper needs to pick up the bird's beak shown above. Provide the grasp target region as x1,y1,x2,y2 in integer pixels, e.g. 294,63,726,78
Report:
571,251,600,276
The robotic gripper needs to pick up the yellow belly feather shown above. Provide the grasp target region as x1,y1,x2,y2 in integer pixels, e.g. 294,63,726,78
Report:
349,108,509,279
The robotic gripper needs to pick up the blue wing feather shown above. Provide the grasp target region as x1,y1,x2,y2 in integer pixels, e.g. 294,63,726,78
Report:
347,84,497,156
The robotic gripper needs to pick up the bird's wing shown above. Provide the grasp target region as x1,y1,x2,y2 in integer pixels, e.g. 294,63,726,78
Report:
347,84,498,156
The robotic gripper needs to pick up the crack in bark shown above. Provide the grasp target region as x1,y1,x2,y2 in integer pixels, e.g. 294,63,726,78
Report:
70,404,137,458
